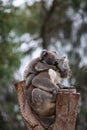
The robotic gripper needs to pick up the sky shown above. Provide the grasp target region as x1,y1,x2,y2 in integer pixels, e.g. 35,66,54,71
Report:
3,0,41,6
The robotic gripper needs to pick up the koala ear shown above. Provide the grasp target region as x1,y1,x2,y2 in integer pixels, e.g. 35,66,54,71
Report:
40,49,48,60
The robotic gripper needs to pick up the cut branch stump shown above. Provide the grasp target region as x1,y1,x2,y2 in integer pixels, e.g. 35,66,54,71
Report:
14,81,80,130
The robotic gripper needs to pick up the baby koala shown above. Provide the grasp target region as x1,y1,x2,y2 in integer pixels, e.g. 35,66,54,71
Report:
27,56,72,118
55,56,72,88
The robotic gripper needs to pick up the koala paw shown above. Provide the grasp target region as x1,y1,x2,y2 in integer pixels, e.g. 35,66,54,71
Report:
53,87,60,99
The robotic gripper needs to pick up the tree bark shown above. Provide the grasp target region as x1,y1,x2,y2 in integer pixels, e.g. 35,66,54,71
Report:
14,81,80,130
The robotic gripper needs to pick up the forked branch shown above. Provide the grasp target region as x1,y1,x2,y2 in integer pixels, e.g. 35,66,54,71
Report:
14,81,80,130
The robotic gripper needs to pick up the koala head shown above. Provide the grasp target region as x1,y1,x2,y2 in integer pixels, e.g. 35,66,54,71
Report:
56,56,72,78
39,50,58,65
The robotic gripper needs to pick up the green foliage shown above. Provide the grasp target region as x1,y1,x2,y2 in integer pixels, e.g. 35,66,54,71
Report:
0,43,22,85
0,1,22,86
0,1,23,130
11,2,44,35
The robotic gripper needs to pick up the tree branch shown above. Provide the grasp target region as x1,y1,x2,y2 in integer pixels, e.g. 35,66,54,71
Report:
40,0,57,49
14,80,80,130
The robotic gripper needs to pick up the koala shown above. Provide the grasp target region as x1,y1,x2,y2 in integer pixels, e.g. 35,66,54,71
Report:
23,50,58,87
56,56,71,77
27,56,72,118
55,56,72,88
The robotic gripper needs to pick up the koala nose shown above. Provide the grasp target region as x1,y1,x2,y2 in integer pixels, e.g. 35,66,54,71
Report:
54,59,58,65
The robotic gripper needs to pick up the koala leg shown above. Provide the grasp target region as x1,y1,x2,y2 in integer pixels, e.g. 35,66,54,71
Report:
26,74,35,87
31,88,56,117
32,77,59,93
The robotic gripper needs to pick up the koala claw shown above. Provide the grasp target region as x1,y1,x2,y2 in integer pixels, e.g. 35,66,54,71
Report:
53,87,59,97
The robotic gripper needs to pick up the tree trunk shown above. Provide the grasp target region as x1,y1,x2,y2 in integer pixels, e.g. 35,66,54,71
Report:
14,81,80,130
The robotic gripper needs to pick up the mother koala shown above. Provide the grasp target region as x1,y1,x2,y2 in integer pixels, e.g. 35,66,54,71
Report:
24,50,72,118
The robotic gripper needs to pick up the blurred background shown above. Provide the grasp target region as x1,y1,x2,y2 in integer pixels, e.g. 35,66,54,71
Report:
0,0,87,129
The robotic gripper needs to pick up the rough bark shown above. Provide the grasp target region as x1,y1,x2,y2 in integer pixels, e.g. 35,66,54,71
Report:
14,80,80,130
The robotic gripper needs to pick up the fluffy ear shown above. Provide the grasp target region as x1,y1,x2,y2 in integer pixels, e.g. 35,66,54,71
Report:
39,49,48,60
